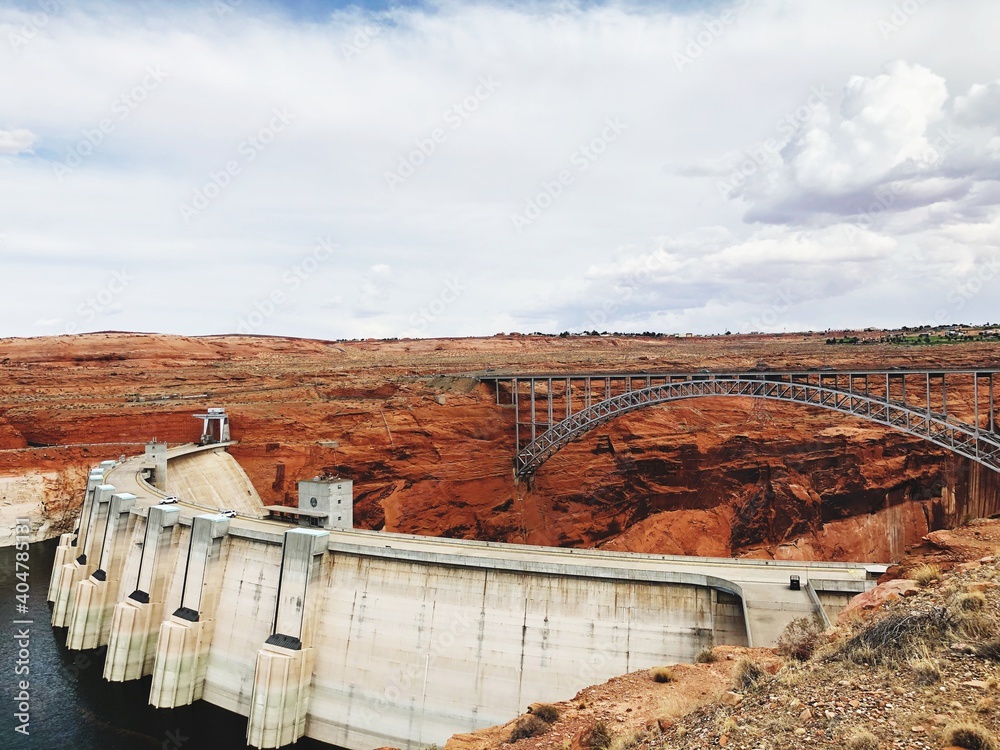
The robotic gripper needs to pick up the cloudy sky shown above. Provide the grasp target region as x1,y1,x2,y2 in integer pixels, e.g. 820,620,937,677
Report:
2,0,999,339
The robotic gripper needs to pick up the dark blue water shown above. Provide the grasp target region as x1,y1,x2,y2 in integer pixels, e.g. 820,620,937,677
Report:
0,538,332,750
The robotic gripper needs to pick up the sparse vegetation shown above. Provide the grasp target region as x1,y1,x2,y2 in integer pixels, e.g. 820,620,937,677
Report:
509,715,550,743
845,728,879,750
831,606,951,665
732,657,767,690
695,647,717,664
956,609,994,640
909,658,941,684
977,639,1000,661
942,721,1000,750
648,666,676,683
607,730,646,750
776,616,824,661
958,590,988,611
580,720,612,750
911,563,943,587
530,703,560,724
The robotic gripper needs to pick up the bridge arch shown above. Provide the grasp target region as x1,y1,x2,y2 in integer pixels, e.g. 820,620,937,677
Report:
479,370,1000,478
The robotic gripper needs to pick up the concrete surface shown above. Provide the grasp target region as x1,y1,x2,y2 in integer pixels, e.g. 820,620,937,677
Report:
46,443,880,750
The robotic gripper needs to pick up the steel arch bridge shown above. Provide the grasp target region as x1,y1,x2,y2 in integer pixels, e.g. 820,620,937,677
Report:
475,369,1000,479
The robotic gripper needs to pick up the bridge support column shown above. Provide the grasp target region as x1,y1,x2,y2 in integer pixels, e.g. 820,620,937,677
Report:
47,469,106,603
149,514,230,708
51,483,116,628
66,493,136,650
104,505,180,682
247,529,329,750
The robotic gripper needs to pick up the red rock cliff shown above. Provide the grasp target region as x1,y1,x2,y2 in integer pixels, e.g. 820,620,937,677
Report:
1,332,998,561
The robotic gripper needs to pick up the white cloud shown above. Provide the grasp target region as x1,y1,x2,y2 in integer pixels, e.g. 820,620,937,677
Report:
0,128,37,155
955,80,1000,127
1,1,999,338
727,61,999,232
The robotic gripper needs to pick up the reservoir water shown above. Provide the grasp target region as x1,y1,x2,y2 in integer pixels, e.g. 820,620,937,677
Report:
1,538,331,749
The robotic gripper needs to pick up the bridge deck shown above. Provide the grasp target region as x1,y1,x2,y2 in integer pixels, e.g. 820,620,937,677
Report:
472,368,1000,477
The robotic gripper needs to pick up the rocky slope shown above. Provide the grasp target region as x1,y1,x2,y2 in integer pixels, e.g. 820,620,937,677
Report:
1,332,998,559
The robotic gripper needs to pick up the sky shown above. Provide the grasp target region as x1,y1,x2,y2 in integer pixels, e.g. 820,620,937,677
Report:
2,0,999,340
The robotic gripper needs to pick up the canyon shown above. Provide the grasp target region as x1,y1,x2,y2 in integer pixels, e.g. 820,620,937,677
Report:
2,331,999,562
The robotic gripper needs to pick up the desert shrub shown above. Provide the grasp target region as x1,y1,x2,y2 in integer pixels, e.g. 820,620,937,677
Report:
607,731,646,750
648,666,676,683
776,617,824,661
732,657,767,691
911,564,942,587
832,606,950,665
509,715,550,743
977,638,1000,661
581,721,612,750
958,590,988,611
909,658,942,684
531,703,560,724
956,610,995,640
695,647,717,663
941,721,999,750
845,728,879,750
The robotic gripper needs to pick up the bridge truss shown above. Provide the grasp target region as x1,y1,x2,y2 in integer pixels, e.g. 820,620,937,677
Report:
476,369,1000,479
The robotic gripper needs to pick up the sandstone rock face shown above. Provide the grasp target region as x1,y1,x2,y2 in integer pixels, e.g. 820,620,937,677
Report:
0,447,114,544
837,578,920,621
1,332,998,561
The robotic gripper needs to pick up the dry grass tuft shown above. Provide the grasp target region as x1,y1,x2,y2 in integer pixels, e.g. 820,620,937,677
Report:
648,666,676,684
530,703,560,724
978,639,1000,661
695,647,717,664
509,715,550,743
732,657,767,691
958,590,988,611
831,606,950,665
607,731,647,750
911,563,943,587
909,658,942,684
580,721,612,750
941,721,1000,750
956,610,995,640
776,617,824,661
845,728,879,750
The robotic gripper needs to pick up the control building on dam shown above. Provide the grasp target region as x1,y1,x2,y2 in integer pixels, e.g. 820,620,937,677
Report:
46,408,886,750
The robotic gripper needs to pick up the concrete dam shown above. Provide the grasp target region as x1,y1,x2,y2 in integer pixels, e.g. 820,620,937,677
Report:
47,427,881,749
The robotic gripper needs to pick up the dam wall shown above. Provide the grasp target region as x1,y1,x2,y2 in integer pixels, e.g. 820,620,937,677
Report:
304,546,747,749
48,444,875,750
89,507,751,749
